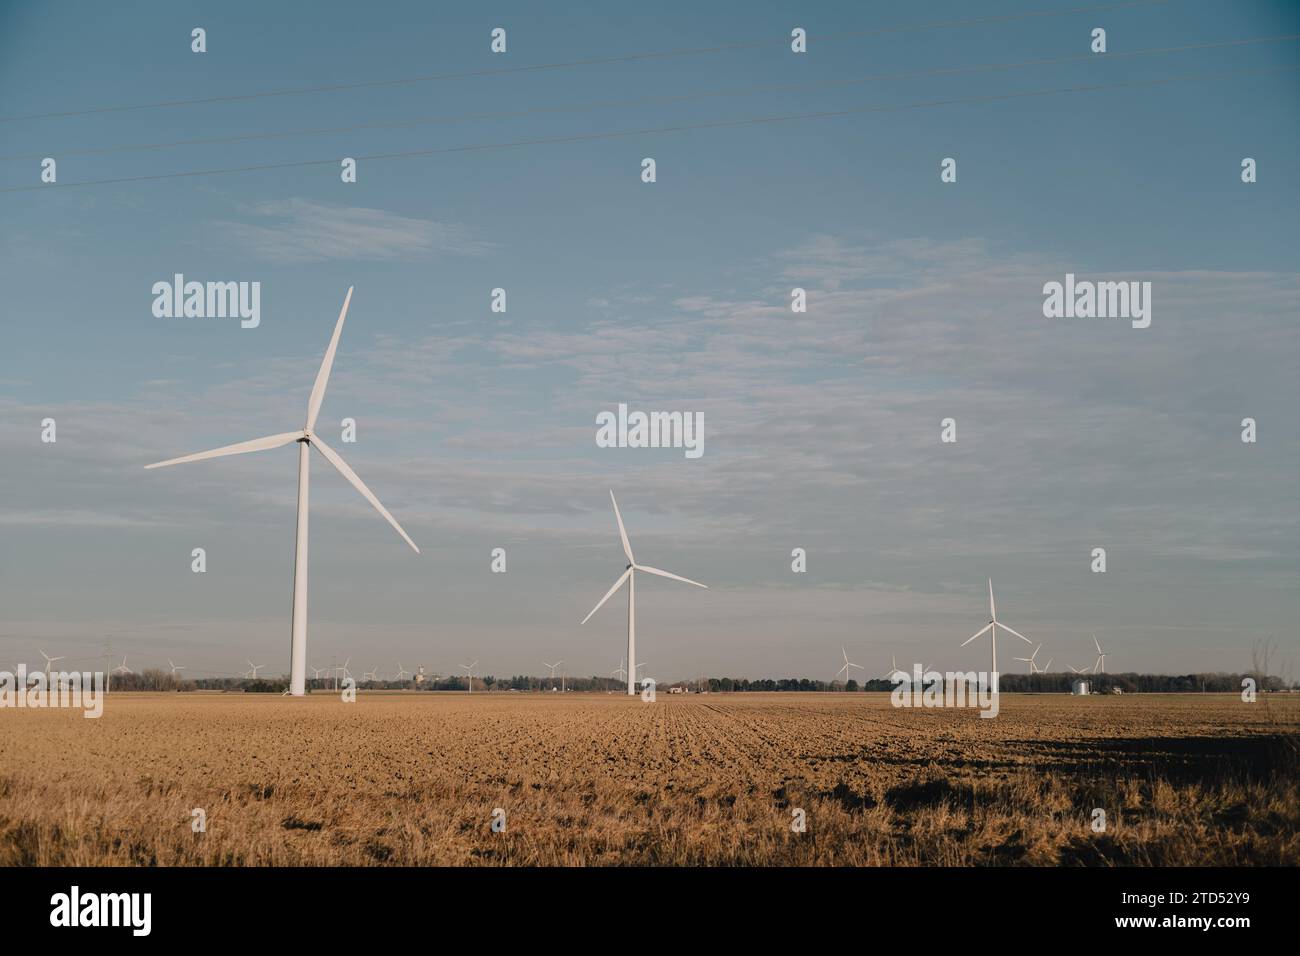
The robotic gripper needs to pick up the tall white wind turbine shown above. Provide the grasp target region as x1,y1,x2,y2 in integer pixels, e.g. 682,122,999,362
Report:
144,287,419,697
39,649,64,672
581,491,708,696
959,579,1032,690
114,656,133,675
836,647,864,685
246,660,265,679
168,659,186,677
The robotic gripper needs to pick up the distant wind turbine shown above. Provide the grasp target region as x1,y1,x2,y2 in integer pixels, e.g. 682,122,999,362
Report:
1012,643,1044,674
114,656,133,675
879,654,908,682
582,491,708,696
168,659,186,677
39,649,65,672
543,660,563,691
144,287,420,697
395,662,409,681
363,667,378,682
1092,635,1107,674
246,660,265,679
460,660,478,694
611,657,628,682
836,647,864,684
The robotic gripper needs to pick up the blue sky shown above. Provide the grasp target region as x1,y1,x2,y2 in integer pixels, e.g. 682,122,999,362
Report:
1,0,1297,682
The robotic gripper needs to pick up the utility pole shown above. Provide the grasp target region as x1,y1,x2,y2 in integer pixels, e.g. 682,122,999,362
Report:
104,637,113,694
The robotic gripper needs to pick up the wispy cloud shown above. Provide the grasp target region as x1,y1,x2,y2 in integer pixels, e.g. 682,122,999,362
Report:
214,198,495,263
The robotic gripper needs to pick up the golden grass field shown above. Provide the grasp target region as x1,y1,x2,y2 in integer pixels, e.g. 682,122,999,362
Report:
2,692,1297,866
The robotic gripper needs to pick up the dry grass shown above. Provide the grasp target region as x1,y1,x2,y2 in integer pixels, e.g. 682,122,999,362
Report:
1,692,1296,865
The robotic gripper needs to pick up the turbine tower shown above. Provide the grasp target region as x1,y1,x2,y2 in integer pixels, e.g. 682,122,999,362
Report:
460,660,478,694
144,287,420,697
958,579,1032,691
836,647,864,685
581,491,708,695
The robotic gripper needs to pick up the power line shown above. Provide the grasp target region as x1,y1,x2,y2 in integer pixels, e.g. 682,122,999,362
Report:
5,32,1290,163
4,62,1291,196
0,0,1173,123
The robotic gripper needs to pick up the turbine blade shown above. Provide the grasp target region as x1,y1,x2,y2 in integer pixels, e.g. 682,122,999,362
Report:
1094,635,1103,654
635,565,708,589
145,430,303,469
609,490,634,564
311,436,419,553
999,622,1034,645
988,578,996,619
581,568,632,624
306,286,353,431
960,623,992,647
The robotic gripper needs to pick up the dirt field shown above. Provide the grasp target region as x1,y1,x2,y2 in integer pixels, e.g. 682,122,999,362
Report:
1,692,1296,865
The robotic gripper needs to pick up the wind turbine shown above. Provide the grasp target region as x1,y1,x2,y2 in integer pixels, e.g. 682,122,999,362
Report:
1068,664,1091,675
168,659,186,677
836,647,864,685
310,665,327,680
144,287,420,697
958,579,1032,690
879,654,908,682
246,660,265,679
395,662,409,681
1091,635,1107,674
113,656,133,675
543,661,563,690
611,658,627,681
460,660,478,694
363,667,378,682
39,649,64,672
581,491,708,696
1012,643,1043,674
